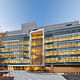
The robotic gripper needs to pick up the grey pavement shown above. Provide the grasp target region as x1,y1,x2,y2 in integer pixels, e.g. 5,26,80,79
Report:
10,71,66,80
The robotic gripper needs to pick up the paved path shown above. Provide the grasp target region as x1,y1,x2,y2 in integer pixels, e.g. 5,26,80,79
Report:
10,71,66,80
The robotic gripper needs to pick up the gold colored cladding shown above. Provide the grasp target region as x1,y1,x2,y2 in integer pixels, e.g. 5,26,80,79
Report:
45,34,80,43
45,33,80,64
2,59,30,64
0,40,30,65
9,66,42,71
45,49,80,56
45,57,80,63
31,30,43,65
0,47,29,52
31,31,43,39
45,42,80,49
2,41,29,46
31,30,43,36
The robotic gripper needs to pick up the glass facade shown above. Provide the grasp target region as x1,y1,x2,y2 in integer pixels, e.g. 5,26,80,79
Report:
30,29,44,65
0,35,30,70
45,26,80,65
0,22,80,71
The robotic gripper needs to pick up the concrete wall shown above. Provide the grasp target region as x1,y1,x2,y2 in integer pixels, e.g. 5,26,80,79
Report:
22,22,37,33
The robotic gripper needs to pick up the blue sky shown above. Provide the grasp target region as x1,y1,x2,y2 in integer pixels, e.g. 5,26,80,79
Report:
0,0,80,31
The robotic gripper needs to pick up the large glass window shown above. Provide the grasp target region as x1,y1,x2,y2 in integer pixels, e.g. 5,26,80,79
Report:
30,29,44,65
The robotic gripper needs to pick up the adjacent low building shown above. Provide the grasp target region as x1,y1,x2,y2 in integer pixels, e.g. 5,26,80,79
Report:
1,21,80,73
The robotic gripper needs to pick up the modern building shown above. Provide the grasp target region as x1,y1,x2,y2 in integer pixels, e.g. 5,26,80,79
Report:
1,21,80,73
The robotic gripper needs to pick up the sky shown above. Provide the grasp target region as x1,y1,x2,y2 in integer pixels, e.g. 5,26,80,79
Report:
0,0,80,31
